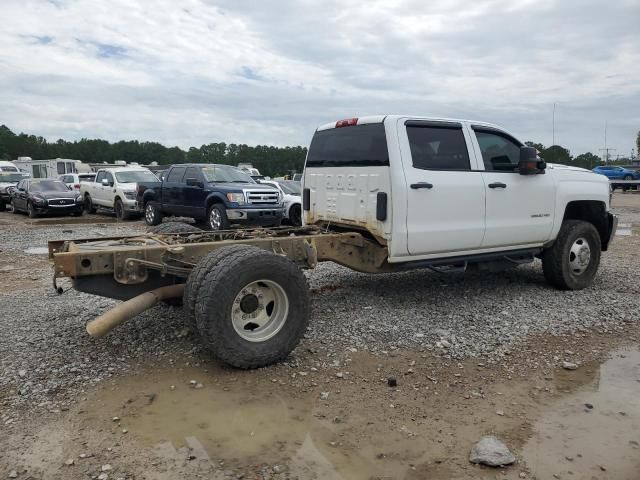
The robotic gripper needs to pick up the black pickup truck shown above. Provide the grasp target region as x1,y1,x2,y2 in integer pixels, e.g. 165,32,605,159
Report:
137,164,284,230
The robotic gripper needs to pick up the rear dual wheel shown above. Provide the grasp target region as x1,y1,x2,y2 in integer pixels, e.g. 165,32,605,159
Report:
187,245,310,369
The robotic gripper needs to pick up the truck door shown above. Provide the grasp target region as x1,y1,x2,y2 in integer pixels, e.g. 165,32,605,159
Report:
470,126,555,248
399,120,486,256
164,166,186,215
182,166,207,218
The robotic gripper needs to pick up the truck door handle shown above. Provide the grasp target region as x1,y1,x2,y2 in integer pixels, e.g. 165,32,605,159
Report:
410,182,433,189
488,182,507,189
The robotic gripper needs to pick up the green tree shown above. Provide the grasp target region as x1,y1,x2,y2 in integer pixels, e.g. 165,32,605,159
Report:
540,145,572,165
573,152,600,169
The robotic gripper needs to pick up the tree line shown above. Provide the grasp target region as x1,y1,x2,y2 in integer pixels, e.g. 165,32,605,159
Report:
0,125,307,177
0,124,636,176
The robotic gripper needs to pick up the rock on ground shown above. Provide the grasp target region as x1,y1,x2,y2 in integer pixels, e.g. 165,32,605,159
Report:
469,435,516,467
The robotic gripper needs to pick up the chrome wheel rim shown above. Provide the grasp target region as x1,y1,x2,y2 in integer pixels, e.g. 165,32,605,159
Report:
231,279,289,342
209,208,222,230
569,237,591,275
145,204,155,223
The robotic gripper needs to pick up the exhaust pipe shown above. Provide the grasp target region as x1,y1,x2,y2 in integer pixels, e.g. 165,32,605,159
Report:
87,284,185,338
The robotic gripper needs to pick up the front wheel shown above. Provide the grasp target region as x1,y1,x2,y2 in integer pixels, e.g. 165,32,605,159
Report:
195,245,310,369
27,202,37,218
144,202,163,226
84,194,96,214
206,204,229,231
542,220,601,290
289,204,302,226
114,198,130,220
0,201,5,212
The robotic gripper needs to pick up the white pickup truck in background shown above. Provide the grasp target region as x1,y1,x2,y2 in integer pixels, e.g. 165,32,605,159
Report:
81,166,159,220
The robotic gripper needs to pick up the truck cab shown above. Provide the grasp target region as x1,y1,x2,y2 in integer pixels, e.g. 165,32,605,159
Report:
303,115,614,265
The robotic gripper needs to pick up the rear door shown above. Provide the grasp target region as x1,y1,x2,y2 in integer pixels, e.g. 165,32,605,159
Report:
470,126,555,248
398,120,486,256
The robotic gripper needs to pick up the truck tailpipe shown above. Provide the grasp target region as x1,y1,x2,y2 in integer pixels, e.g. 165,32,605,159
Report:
86,284,185,338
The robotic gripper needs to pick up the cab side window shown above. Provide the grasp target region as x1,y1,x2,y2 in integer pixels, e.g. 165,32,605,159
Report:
407,124,471,171
104,172,114,186
167,167,186,183
474,130,522,172
96,171,105,183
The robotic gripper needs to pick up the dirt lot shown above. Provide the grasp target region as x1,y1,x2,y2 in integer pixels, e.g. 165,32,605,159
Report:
1,194,639,480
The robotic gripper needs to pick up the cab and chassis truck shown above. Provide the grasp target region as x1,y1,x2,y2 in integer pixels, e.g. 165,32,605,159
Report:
49,116,617,369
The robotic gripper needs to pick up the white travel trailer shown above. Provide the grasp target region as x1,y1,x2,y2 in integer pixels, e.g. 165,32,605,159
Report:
13,157,91,179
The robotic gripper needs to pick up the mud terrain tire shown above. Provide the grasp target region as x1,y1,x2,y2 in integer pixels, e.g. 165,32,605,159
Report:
149,221,201,234
195,245,310,369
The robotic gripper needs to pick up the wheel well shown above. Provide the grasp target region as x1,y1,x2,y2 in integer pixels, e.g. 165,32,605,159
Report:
562,200,608,248
206,197,224,210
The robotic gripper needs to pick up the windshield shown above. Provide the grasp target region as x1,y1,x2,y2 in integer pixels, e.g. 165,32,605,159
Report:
0,172,29,183
202,165,255,184
0,166,19,172
31,181,70,193
277,181,301,195
114,170,158,183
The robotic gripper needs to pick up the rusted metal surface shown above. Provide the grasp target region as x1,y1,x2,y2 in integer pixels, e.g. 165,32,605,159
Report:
86,284,185,337
50,226,392,289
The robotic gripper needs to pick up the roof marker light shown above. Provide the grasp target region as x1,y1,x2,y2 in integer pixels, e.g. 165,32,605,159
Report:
335,118,358,128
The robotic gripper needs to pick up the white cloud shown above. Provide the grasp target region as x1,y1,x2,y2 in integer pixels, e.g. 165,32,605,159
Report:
0,0,638,156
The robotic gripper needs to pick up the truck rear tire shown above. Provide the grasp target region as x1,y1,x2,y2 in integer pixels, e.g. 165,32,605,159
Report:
195,245,310,369
114,198,131,220
542,220,601,290
183,245,249,332
84,194,96,214
206,204,229,231
149,222,202,234
144,201,163,226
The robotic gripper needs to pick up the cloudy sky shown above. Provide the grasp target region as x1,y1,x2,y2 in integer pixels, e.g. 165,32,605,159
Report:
1,0,639,157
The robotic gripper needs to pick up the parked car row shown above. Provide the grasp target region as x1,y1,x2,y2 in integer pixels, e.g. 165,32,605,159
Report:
0,163,304,225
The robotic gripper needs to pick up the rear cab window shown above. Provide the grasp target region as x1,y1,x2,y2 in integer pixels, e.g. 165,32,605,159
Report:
306,123,389,168
406,122,471,171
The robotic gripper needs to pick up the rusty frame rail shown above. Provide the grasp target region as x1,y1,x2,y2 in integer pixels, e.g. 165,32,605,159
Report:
50,227,392,287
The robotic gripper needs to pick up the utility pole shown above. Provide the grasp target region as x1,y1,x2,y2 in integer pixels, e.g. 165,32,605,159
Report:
598,121,615,165
599,147,616,164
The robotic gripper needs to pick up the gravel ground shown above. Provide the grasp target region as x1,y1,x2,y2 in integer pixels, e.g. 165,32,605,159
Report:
1,197,639,423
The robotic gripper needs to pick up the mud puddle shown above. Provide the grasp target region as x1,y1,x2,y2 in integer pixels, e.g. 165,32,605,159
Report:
82,368,427,479
63,346,640,479
517,348,640,479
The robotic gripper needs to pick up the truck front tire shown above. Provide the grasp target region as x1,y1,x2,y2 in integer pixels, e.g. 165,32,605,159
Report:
542,220,601,290
206,204,229,231
194,245,310,369
144,202,163,226
114,198,131,221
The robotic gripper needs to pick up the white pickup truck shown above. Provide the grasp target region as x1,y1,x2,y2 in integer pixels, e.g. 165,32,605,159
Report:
51,115,616,369
81,167,159,220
